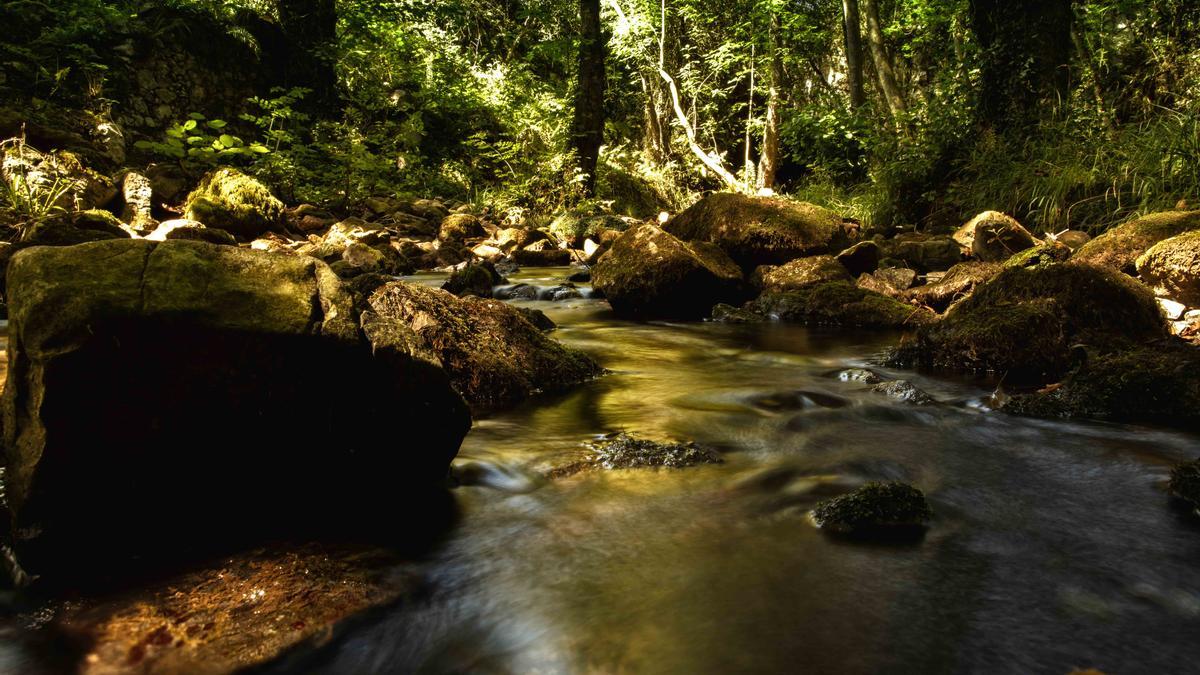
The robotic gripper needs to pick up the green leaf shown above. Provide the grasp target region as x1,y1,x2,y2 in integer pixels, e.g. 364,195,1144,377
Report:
183,120,198,131
188,112,206,120
207,119,228,129
133,140,154,150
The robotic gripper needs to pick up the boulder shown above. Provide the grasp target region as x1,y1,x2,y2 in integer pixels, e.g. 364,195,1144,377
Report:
369,282,603,412
1003,344,1200,428
549,433,723,478
888,235,963,272
409,199,450,222
1072,210,1200,273
146,219,237,246
441,263,499,298
836,241,881,276
663,193,849,270
1136,230,1200,306
2,240,470,576
592,224,746,319
890,263,1166,382
184,167,285,238
65,209,129,238
752,255,853,292
904,262,1002,313
871,380,935,405
858,267,917,296
811,482,933,539
438,213,486,243
512,239,572,267
119,170,158,234
954,212,1026,250
1003,240,1073,268
1051,230,1092,250
288,204,338,233
724,283,933,329
1,146,116,212
972,215,1038,262
20,217,127,246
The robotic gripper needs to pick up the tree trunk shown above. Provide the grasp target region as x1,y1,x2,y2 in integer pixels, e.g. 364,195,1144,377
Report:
573,0,607,197
862,0,906,118
758,15,781,191
276,0,339,117
968,0,1073,132
841,0,866,110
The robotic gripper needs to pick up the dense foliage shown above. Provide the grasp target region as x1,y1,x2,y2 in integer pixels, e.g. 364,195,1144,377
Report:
1,0,1197,232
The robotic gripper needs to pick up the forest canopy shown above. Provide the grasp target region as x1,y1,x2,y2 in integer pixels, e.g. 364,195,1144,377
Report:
1,0,1197,233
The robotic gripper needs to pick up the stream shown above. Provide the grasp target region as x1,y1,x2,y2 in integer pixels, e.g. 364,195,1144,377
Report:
5,266,1200,674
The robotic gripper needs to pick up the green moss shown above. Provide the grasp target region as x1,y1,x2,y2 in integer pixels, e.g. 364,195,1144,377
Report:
71,209,126,235
811,482,933,537
438,214,485,243
184,168,284,238
1004,240,1072,268
752,282,933,329
1072,210,1200,273
441,264,497,298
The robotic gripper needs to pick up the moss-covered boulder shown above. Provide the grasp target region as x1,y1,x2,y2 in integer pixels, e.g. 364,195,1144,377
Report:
737,282,934,329
438,213,486,243
1073,210,1200,273
811,482,933,539
20,216,127,246
2,240,470,576
512,240,573,266
1135,230,1200,306
592,223,746,319
891,263,1166,381
184,167,285,238
752,255,853,292
663,192,849,270
441,263,501,298
888,234,964,273
369,281,603,412
1003,345,1200,427
905,262,1002,313
1004,239,1073,268
146,218,238,246
70,208,129,238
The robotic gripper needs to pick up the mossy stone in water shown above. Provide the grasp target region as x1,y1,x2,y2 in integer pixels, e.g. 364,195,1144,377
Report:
751,282,934,329
1004,240,1072,269
184,167,284,238
752,255,853,292
441,263,498,298
811,482,933,539
1072,210,1200,273
590,433,723,470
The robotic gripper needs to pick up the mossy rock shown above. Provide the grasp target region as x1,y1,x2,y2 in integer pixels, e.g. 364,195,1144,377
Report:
70,209,128,237
1072,210,1200,274
592,223,747,319
1004,240,1072,269
184,167,284,238
752,255,853,292
587,433,722,471
441,263,499,298
970,214,1038,262
1135,230,1200,306
748,282,933,329
438,213,486,243
891,263,1166,382
20,218,127,246
597,164,671,219
549,213,629,247
664,192,848,270
1003,344,1200,427
369,281,603,413
811,482,933,539
905,262,1002,313
1169,459,1200,513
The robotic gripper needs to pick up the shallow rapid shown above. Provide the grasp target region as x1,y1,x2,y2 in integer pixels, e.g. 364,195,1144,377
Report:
257,267,1200,674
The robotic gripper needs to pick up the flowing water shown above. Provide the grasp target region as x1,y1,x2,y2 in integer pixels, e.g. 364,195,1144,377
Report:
6,267,1200,674
263,267,1200,674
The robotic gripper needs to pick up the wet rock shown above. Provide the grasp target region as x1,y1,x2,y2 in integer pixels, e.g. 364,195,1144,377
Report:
494,283,541,301
592,223,746,319
836,240,881,276
811,482,933,538
119,170,157,234
1072,210,1200,273
512,240,572,267
890,263,1166,382
146,218,238,246
369,281,603,412
555,433,723,476
857,267,917,296
1136,230,1200,306
1004,240,1073,268
441,263,499,298
515,307,556,331
183,167,284,238
567,268,592,283
1169,459,1200,515
540,283,583,301
835,368,884,384
1002,344,1200,427
710,302,768,324
752,255,852,292
744,283,933,329
2,240,470,577
438,213,486,244
871,380,935,405
1051,230,1092,250
664,192,851,270
904,261,1002,313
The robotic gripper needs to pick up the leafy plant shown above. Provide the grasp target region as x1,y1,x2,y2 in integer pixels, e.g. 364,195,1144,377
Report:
0,134,81,232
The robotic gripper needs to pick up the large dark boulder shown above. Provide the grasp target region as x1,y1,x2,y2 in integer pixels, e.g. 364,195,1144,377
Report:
2,240,470,577
1072,210,1200,273
890,263,1166,382
369,281,603,412
663,193,850,270
592,223,746,319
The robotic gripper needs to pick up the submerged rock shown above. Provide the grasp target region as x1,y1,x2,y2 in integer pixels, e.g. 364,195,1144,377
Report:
664,192,850,270
870,380,936,405
835,368,885,385
752,255,852,292
1136,230,1200,306
890,263,1165,382
369,281,603,412
550,433,724,477
592,223,746,319
2,240,470,578
1072,210,1200,273
183,167,284,238
1169,459,1200,515
811,482,933,538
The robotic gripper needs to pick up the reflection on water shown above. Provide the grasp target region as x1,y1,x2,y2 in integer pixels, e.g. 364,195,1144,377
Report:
263,268,1200,674
6,270,1200,674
